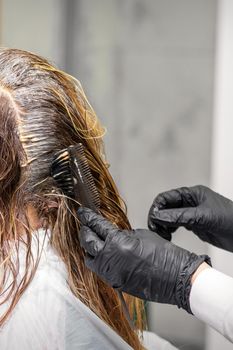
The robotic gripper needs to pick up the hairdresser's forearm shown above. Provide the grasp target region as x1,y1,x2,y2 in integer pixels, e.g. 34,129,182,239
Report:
190,265,233,342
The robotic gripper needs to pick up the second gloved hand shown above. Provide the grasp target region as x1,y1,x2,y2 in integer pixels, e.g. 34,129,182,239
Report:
148,185,233,252
78,207,210,313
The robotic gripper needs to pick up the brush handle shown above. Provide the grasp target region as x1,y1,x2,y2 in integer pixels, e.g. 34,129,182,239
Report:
117,291,135,330
69,145,100,211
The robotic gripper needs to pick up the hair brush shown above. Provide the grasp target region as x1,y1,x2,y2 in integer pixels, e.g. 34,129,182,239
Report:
50,143,134,328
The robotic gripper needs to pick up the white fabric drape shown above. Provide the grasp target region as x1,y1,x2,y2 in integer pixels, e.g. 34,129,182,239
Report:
0,229,177,350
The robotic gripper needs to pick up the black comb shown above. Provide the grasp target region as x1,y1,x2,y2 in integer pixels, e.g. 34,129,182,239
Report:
51,144,100,211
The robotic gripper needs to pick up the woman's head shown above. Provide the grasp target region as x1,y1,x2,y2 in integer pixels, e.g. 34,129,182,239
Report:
0,48,106,214
0,48,145,349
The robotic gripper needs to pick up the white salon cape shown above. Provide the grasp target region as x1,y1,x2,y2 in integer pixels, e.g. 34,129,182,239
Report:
0,229,177,350
190,267,233,343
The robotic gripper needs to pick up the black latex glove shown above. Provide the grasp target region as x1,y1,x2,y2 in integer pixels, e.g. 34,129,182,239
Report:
148,185,233,252
78,207,210,313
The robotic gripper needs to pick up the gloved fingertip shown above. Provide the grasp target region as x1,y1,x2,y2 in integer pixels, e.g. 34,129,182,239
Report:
77,206,84,214
77,207,94,223
153,194,167,208
79,225,88,245
153,205,160,212
77,206,91,215
77,206,85,221
150,209,162,220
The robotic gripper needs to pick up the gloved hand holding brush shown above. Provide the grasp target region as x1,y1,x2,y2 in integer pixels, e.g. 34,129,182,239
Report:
78,207,211,313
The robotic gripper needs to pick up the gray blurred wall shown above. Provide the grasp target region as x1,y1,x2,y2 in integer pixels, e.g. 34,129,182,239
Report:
1,1,217,349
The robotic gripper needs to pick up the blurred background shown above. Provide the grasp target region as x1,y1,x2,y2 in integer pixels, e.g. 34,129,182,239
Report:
1,0,233,349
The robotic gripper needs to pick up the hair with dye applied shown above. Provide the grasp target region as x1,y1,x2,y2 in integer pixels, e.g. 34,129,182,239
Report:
0,48,146,349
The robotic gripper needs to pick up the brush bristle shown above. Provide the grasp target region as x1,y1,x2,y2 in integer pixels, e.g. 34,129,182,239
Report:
51,149,74,197
51,144,100,210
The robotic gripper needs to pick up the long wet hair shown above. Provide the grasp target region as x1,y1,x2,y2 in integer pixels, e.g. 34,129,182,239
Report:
0,48,146,349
